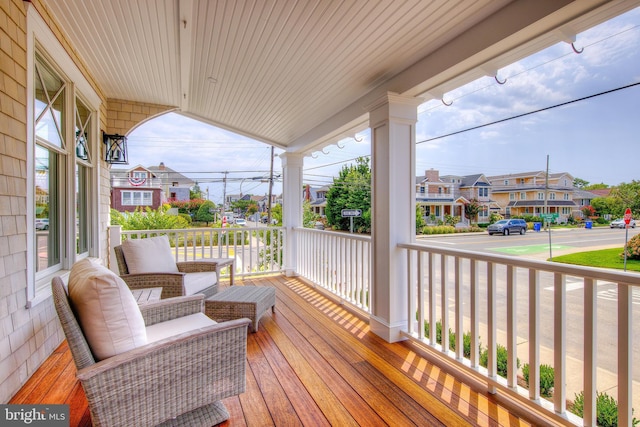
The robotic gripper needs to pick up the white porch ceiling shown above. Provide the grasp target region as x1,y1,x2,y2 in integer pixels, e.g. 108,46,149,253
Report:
45,0,637,153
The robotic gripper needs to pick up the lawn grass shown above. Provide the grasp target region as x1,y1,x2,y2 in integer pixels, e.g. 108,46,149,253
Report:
551,247,640,272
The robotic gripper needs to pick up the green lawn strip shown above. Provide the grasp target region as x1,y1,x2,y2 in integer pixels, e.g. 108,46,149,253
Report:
550,247,640,272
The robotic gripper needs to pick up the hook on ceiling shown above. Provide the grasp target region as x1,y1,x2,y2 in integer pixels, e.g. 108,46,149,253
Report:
494,74,507,85
441,97,453,106
571,42,584,54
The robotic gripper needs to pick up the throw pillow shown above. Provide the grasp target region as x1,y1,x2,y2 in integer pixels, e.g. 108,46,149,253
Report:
120,235,179,274
68,258,147,360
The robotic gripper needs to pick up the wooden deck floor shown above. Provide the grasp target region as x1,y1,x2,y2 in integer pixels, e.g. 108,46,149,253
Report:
10,275,554,426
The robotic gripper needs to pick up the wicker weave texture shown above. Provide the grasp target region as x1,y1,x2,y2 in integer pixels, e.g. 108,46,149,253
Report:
52,275,250,427
205,286,276,332
114,245,220,299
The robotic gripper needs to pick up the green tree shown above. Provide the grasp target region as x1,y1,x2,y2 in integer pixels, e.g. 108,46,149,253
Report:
303,200,320,228
573,177,590,189
231,199,256,216
191,182,203,199
591,196,620,217
464,198,481,225
416,205,425,233
609,181,640,217
585,183,609,190
325,157,371,233
195,200,216,225
270,203,282,226
110,206,190,230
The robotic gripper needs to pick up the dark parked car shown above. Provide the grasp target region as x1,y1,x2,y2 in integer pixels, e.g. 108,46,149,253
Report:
487,219,527,235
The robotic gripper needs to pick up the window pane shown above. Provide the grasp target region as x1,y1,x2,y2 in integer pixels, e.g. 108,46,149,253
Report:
35,57,65,148
76,164,89,255
75,98,91,161
35,145,60,271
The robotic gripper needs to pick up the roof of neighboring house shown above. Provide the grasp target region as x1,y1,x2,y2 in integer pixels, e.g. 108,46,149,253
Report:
588,188,612,197
147,163,194,186
573,190,600,200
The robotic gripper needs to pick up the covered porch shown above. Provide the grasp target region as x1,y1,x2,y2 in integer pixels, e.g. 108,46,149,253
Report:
3,1,640,426
11,273,550,426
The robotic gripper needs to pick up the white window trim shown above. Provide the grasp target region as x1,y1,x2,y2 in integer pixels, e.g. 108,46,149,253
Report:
26,6,101,308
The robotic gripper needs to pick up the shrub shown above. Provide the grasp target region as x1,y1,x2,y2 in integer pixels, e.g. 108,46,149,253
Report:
622,234,640,260
572,391,639,427
421,225,456,234
480,344,520,378
522,363,554,397
423,321,479,359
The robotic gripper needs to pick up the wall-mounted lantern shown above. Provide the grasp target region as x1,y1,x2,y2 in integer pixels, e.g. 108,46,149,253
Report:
103,133,128,164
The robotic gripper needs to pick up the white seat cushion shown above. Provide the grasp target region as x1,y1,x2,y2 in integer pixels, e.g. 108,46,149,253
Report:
146,313,216,343
120,235,179,274
183,271,217,295
68,259,147,360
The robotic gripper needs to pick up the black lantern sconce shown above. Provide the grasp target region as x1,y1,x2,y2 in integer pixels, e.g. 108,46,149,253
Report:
102,132,128,164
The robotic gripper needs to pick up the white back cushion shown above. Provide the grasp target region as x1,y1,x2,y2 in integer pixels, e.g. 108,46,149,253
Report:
68,259,147,360
120,235,179,274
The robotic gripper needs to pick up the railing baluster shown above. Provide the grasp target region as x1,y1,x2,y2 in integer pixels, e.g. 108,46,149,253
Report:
428,252,435,346
470,259,479,368
528,268,540,400
554,272,566,415
418,250,425,340
454,256,462,360
584,278,596,426
618,281,632,427
506,265,517,389
487,261,496,394
440,254,449,353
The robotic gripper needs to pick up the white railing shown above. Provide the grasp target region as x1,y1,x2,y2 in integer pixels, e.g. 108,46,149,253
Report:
398,242,639,426
109,225,285,278
296,228,371,312
110,177,163,188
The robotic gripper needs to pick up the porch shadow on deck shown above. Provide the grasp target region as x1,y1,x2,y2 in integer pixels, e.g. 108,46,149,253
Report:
10,275,562,426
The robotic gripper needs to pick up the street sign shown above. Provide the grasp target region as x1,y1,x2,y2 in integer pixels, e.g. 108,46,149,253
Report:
341,209,362,217
624,208,632,224
540,213,558,221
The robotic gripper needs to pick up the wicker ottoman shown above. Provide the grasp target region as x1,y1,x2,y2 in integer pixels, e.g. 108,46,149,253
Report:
205,286,275,332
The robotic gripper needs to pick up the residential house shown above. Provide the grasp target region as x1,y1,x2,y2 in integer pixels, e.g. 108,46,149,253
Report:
109,165,164,212
304,185,330,217
415,169,461,223
110,162,193,212
487,171,577,221
147,162,194,201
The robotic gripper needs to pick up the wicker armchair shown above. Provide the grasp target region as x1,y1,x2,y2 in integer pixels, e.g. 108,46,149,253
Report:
52,276,250,426
114,244,220,299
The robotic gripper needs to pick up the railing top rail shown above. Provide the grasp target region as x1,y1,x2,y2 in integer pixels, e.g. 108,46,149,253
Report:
295,227,371,242
398,241,640,285
119,226,284,235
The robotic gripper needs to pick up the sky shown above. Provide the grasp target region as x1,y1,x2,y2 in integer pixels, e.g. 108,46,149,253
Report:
126,7,640,206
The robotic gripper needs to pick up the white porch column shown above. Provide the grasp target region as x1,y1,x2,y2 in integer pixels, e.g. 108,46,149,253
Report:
368,92,422,342
281,152,304,277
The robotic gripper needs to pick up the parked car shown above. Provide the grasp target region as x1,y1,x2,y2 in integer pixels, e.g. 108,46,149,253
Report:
235,218,246,226
35,218,49,230
487,219,527,235
610,218,636,228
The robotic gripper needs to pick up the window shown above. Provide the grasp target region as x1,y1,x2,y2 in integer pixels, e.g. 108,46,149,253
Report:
564,193,570,200
537,192,544,200
509,193,515,200
420,186,425,194
520,192,526,200
34,55,65,275
122,191,153,206
549,192,556,200
27,7,100,306
479,187,488,197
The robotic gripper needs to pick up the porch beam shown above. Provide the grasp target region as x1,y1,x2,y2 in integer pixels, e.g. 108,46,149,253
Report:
368,92,421,343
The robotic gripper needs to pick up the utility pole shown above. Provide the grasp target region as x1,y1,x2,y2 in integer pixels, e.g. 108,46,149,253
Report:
267,146,274,226
222,171,228,214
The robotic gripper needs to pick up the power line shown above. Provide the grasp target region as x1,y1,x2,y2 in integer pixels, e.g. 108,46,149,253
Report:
417,81,640,145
